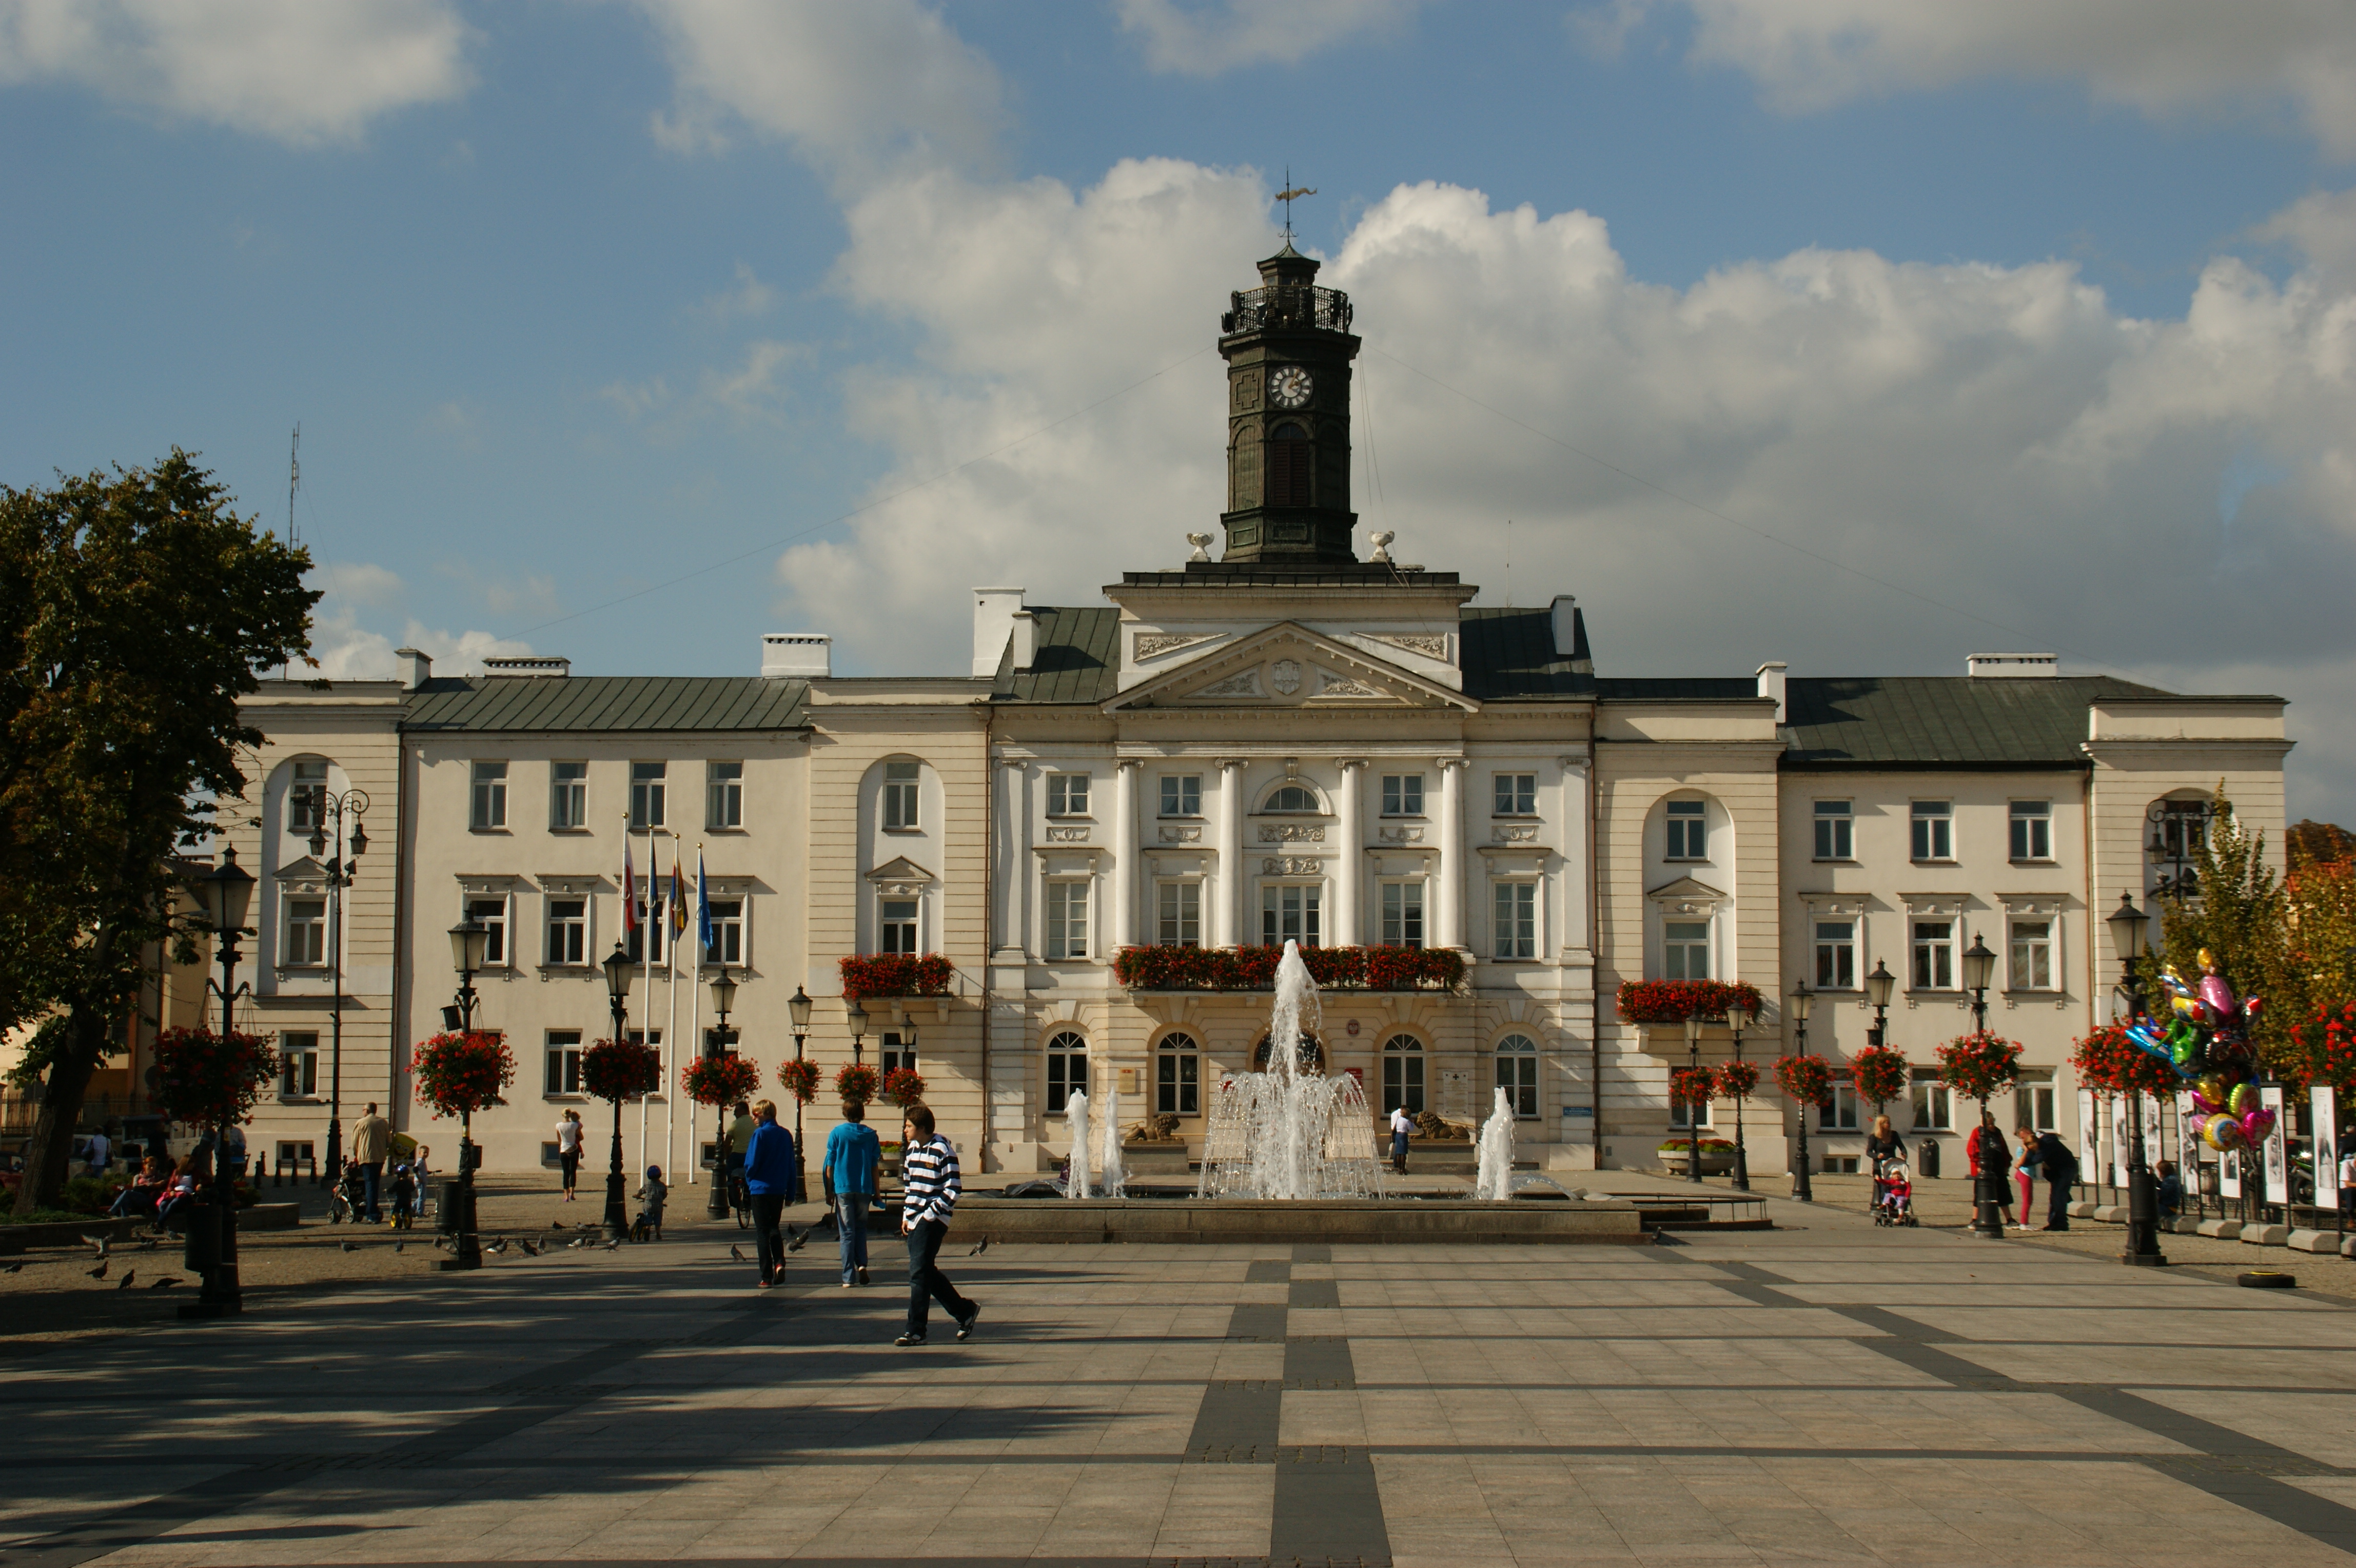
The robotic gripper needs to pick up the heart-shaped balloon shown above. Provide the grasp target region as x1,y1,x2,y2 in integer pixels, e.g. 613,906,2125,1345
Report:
2243,1108,2276,1149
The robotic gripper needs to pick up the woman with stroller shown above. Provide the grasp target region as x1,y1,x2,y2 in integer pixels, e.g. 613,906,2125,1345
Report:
1864,1116,1910,1224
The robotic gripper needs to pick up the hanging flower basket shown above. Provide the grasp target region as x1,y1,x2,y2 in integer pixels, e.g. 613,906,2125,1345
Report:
881,1067,927,1108
776,1057,819,1105
410,1031,515,1120
839,953,954,1002
2071,1023,2182,1099
834,1062,880,1108
681,1054,761,1109
1847,1045,1909,1111
1774,1054,1832,1105
152,1027,278,1128
1715,1059,1760,1100
1936,1030,2025,1103
581,1038,662,1104
1667,1065,1715,1108
1615,979,1764,1025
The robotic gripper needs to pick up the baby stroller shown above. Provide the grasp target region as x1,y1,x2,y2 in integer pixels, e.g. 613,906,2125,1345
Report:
631,1165,667,1243
1871,1155,1919,1227
330,1159,368,1225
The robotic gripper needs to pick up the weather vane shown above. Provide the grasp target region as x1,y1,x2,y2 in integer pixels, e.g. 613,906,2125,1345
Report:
1274,167,1317,244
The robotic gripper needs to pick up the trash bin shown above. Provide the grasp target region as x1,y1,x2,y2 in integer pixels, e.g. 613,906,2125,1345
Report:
435,1179,469,1235
1919,1139,1941,1180
183,1200,221,1273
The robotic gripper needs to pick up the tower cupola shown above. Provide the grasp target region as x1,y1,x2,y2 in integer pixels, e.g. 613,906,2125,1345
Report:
1216,244,1361,564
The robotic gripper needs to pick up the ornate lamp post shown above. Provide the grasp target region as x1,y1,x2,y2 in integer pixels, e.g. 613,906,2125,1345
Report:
846,1000,869,1066
186,847,254,1317
602,942,634,1242
305,788,367,1182
2108,892,2166,1265
789,985,813,1204
1961,932,2006,1240
1788,978,1815,1203
705,964,739,1220
1724,1002,1751,1192
442,916,489,1269
1682,1012,1705,1185
1864,959,1896,1048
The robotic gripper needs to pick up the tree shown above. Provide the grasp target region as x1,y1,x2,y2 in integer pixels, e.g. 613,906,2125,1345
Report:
2,454,315,1213
2139,791,2299,1071
2288,819,2356,870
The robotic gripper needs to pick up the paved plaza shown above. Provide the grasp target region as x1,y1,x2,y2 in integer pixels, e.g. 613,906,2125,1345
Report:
9,1191,2356,1567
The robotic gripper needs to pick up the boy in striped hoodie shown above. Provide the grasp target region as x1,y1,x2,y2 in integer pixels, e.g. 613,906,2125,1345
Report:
896,1104,978,1347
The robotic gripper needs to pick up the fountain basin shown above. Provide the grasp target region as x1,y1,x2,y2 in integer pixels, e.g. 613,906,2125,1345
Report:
955,1195,1647,1246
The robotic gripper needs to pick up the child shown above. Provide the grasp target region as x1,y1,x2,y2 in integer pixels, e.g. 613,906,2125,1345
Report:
634,1164,668,1241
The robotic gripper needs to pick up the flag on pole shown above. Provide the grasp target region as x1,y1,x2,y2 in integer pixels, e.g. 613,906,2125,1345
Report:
670,852,689,941
696,848,713,956
621,835,638,935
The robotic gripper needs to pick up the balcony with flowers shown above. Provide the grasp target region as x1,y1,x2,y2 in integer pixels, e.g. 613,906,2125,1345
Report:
1113,945,1466,993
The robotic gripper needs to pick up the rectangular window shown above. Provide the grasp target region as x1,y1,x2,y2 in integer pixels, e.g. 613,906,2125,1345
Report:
276,1141,315,1170
1671,1095,1714,1130
1911,920,1955,989
2011,919,2054,991
1156,881,1201,947
879,1031,918,1078
1046,1040,1088,1114
545,898,586,965
544,1030,583,1095
1047,773,1090,817
626,880,666,965
1381,880,1425,949
1159,774,1201,817
880,898,917,956
1820,1085,1861,1133
1666,799,1706,859
283,897,326,966
883,760,919,829
1493,772,1537,816
1814,920,1856,990
1664,918,1710,981
1046,881,1089,960
708,762,743,829
1493,882,1536,959
704,898,743,966
1911,1081,1953,1131
1381,1042,1425,1115
279,1031,319,1097
2030,1085,2057,1131
470,761,507,830
1156,1041,1200,1116
1382,773,1424,816
467,897,506,966
288,759,327,833
1813,799,1853,860
629,762,666,829
2010,799,2052,861
1910,799,1953,861
1261,884,1321,948
549,761,587,830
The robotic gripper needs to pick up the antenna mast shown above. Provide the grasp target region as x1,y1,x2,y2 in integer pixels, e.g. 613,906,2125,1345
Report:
287,423,301,547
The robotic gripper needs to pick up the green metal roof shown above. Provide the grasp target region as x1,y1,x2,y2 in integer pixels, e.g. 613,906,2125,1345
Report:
1780,675,2168,768
403,676,810,733
990,607,1122,703
1458,606,1594,700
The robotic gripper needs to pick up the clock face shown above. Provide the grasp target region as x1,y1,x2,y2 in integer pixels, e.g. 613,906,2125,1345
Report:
1268,366,1313,408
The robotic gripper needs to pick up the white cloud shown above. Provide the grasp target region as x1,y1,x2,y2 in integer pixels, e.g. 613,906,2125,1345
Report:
634,0,1004,179
702,338,804,422
1627,0,2356,154
701,261,775,320
312,560,404,609
303,562,528,679
400,621,532,675
776,162,2356,818
1113,0,1425,75
0,0,471,146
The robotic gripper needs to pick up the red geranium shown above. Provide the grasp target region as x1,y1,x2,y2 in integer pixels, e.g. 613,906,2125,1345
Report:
1715,1059,1760,1100
581,1038,661,1104
680,1054,761,1108
2070,1023,2181,1099
1937,1030,2025,1103
776,1057,819,1105
838,953,954,1002
153,1027,278,1128
1775,1054,1832,1105
1847,1045,1908,1113
2290,1001,2356,1092
835,1062,880,1107
1615,979,1764,1025
882,1067,927,1108
410,1031,515,1120
1668,1065,1715,1109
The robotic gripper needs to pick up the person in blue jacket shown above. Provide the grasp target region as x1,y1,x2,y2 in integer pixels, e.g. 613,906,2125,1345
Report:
742,1100,796,1288
824,1100,883,1287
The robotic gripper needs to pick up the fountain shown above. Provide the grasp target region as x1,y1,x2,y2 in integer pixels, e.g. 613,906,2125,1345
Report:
1100,1085,1126,1199
1196,942,1385,1200
1473,1086,1515,1200
1065,1089,1092,1200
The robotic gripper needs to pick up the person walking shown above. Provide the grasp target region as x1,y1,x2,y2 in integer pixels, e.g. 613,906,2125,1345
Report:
411,1145,433,1220
742,1100,795,1288
85,1125,111,1177
896,1103,977,1347
2018,1125,2079,1230
725,1101,755,1203
350,1103,391,1223
555,1111,582,1201
824,1101,883,1287
1388,1105,1413,1175
1972,1114,2014,1228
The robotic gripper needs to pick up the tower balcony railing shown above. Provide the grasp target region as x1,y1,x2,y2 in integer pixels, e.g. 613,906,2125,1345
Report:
1222,283,1353,336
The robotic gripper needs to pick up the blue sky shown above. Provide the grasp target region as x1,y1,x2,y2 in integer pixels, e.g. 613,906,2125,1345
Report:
5,0,2356,813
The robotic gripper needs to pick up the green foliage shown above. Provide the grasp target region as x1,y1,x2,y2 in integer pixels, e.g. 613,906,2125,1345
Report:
2138,791,2299,1069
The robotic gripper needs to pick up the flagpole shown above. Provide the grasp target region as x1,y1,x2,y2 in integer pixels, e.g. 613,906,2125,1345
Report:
687,844,702,1187
639,828,651,1182
665,830,679,1195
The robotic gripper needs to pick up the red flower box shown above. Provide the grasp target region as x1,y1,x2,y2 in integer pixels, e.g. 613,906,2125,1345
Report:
1112,945,1465,992
1616,979,1764,1024
838,953,954,1002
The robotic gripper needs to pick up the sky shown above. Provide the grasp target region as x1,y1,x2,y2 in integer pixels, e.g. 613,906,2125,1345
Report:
5,0,2356,816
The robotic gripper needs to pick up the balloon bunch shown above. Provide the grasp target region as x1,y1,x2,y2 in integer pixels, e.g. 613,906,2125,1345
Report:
2125,948,2273,1153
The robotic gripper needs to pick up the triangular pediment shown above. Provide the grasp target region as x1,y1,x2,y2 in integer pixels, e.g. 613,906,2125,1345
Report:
1106,621,1476,712
273,855,328,881
1645,874,1729,906
865,856,935,884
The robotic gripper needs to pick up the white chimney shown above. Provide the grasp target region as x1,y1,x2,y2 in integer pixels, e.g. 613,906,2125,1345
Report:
1549,594,1578,657
1009,610,1038,671
972,587,1026,676
1756,661,1787,723
761,633,831,678
1968,652,2059,678
395,646,430,690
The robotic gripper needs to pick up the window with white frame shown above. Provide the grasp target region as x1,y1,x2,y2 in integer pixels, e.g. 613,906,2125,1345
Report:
1671,1089,1714,1130
1382,774,1424,816
1814,920,1856,990
1263,783,1319,813
288,759,327,832
1820,1084,1861,1132
1381,1033,1425,1114
1911,920,1955,989
704,898,743,965
1663,918,1710,980
2027,1083,2058,1131
1493,881,1537,959
1813,798,1853,860
1156,1032,1201,1115
470,761,507,830
1910,799,1953,861
279,1031,319,1097
708,762,743,829
2010,919,2055,991
2010,799,2052,861
549,761,587,830
1262,883,1321,948
1381,880,1424,948
282,896,326,966
1046,881,1089,959
626,881,667,965
1665,798,1706,859
1159,774,1200,817
880,1031,918,1077
467,897,506,966
545,1030,583,1095
1910,1079,1953,1131
1046,1031,1088,1113
882,761,920,829
629,762,666,829
1493,773,1537,816
545,897,587,965
1155,881,1200,947
880,898,918,956
276,1140,315,1170
1047,773,1090,817
1495,1033,1539,1118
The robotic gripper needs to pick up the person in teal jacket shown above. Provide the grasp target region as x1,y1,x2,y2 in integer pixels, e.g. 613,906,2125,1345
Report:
824,1101,883,1286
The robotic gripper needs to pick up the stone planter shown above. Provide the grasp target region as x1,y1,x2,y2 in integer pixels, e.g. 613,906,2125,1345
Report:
1659,1152,1735,1177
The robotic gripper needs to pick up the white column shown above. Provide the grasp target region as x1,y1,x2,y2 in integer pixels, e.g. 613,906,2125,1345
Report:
1333,759,1365,947
1215,759,1246,948
996,758,1028,958
1438,758,1467,950
1112,761,1139,952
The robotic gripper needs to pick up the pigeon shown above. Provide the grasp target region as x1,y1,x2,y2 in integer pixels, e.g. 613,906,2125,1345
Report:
82,1234,109,1257
87,1260,108,1280
149,1277,179,1289
485,1237,509,1255
519,1239,540,1257
966,1236,990,1257
139,1237,158,1250
393,1242,406,1253
2,1264,22,1274
115,1270,135,1290
603,1238,620,1251
730,1244,747,1262
784,1227,806,1253
341,1242,358,1253
550,1220,567,1230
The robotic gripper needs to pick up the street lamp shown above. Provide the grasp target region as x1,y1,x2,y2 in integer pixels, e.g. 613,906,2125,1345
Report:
1960,932,2005,1240
846,1000,869,1065
1788,978,1815,1204
305,786,368,1184
601,942,635,1242
789,985,813,1206
1724,1002,1751,1192
184,846,254,1318
1681,1012,1705,1186
2107,892,2166,1266
438,916,489,1270
1864,959,1896,1048
705,964,739,1220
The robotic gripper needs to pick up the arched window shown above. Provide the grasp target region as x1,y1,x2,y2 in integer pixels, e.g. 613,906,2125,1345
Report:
1252,1033,1324,1072
1266,421,1312,507
1046,1031,1088,1113
1381,1033,1424,1115
1155,1032,1201,1116
1495,1033,1539,1119
1263,784,1320,813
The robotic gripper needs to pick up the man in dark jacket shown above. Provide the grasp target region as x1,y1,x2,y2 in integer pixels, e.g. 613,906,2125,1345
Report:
2017,1125,2078,1230
743,1100,796,1288
1971,1116,2014,1228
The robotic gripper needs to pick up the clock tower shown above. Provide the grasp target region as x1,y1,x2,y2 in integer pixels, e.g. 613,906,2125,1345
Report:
1216,243,1362,563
